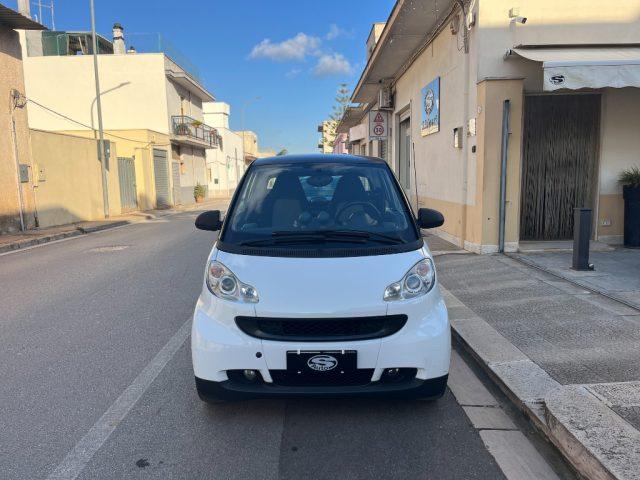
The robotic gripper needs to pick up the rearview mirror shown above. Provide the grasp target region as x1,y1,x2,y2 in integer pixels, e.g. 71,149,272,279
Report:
195,210,222,231
417,208,444,229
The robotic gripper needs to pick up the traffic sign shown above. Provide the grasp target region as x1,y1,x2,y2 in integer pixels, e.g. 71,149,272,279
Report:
369,110,389,140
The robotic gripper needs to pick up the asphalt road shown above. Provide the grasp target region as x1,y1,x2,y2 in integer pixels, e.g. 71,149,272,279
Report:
0,211,567,480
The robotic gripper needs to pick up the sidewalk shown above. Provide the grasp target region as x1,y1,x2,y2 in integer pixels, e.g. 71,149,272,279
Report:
433,250,640,480
0,197,230,255
513,249,640,310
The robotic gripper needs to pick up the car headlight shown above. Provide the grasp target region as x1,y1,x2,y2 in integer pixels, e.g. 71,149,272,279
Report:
206,260,259,303
383,258,435,301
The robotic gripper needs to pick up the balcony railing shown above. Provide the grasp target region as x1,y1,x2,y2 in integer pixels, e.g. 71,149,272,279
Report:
171,116,220,148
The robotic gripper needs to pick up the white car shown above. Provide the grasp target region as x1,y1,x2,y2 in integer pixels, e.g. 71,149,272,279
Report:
192,154,450,402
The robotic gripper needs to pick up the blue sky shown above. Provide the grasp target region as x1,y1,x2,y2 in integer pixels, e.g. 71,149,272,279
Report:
8,0,395,153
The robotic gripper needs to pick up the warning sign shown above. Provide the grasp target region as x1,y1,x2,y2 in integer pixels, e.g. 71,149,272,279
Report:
369,110,389,140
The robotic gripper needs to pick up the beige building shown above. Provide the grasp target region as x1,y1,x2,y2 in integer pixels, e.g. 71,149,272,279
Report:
0,4,44,233
20,25,218,213
317,120,336,153
238,130,276,163
342,0,640,253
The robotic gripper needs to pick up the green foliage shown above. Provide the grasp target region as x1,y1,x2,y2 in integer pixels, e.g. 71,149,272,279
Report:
194,183,206,199
323,83,351,149
619,166,640,186
276,148,288,156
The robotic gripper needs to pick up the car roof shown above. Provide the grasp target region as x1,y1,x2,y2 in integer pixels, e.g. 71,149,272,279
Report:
252,153,387,166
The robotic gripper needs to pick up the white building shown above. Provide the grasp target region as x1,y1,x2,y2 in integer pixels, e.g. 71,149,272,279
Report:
203,102,245,198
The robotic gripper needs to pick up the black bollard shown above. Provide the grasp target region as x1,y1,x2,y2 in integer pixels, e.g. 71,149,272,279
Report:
572,208,594,271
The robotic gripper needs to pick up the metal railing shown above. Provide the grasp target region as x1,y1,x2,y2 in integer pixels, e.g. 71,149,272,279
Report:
171,116,220,148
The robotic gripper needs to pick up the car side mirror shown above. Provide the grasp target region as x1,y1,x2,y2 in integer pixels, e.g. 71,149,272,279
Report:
195,210,222,231
417,208,444,229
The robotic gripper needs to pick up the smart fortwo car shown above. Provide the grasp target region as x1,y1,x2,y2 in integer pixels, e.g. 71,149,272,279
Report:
192,154,450,402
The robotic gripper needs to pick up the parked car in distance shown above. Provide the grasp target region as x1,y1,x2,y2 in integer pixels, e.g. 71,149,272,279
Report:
192,154,449,402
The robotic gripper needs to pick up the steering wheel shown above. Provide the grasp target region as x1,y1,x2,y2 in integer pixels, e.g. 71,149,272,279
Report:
335,201,382,226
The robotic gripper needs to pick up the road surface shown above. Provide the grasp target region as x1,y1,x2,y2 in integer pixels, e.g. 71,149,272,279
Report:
0,208,573,480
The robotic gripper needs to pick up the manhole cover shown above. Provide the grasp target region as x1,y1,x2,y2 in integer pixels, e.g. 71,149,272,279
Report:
89,245,130,253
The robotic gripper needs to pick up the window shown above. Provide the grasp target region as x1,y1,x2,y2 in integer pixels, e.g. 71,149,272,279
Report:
221,161,419,252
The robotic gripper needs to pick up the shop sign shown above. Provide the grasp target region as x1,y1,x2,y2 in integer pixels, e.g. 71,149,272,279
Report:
421,77,440,136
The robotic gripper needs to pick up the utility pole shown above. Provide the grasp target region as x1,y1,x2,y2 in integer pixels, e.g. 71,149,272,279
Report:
90,0,109,218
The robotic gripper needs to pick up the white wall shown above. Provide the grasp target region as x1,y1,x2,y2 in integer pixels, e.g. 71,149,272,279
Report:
203,102,245,198
22,53,171,133
600,88,640,195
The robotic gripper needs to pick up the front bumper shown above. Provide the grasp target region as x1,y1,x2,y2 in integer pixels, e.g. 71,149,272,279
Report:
195,374,449,400
191,286,450,390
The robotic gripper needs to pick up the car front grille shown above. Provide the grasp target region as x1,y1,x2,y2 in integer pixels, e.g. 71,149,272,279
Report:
235,315,408,342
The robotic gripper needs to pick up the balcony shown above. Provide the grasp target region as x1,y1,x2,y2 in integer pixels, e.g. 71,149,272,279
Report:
171,116,220,149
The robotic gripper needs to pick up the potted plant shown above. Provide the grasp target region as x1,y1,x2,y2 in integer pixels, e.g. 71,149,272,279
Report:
620,166,640,248
194,183,206,203
175,123,190,135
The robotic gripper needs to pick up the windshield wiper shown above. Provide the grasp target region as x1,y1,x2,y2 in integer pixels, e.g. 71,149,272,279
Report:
239,230,404,247
315,230,404,244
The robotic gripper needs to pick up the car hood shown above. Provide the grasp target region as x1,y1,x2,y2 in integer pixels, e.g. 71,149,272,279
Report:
214,247,428,317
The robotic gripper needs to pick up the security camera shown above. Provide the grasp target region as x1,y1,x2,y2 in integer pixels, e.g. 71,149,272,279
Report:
513,16,527,24
508,8,527,24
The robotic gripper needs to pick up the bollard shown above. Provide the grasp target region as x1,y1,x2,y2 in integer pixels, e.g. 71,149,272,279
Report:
572,208,594,271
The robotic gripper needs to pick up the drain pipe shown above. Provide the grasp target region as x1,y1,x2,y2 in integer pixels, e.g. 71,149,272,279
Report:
498,100,511,253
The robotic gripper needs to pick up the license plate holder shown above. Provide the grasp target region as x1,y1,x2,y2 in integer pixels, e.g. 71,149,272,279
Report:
286,350,357,374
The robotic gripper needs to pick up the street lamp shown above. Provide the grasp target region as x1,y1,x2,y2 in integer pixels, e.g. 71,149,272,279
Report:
90,0,109,218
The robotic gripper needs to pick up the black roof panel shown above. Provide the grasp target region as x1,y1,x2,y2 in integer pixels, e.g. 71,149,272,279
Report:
253,153,386,166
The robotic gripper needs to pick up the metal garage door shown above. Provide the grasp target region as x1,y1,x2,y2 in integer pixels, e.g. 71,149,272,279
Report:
520,94,600,240
172,162,182,206
117,157,137,212
153,149,171,208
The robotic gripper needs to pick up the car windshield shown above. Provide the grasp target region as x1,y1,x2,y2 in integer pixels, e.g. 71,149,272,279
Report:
220,161,420,249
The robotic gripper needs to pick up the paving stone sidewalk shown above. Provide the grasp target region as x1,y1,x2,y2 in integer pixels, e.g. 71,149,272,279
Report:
434,252,640,480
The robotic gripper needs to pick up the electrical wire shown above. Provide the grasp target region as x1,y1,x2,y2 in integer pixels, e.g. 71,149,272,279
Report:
23,94,171,147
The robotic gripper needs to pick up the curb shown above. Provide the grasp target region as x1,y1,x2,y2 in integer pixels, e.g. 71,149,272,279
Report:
0,230,83,255
0,220,131,255
441,285,640,480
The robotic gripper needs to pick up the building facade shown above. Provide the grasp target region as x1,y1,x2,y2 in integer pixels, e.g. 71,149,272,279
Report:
20,25,218,213
344,0,640,253
0,4,44,233
317,120,336,153
203,102,246,198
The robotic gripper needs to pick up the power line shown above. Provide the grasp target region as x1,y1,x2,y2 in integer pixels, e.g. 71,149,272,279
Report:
25,96,170,147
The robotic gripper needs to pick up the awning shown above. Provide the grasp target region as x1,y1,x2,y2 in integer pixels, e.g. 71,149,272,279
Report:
511,47,640,91
0,4,46,30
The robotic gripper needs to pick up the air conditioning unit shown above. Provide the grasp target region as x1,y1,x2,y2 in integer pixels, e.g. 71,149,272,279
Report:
378,86,393,110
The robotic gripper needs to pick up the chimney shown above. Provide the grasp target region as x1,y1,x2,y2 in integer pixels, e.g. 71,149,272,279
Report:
113,23,125,55
17,0,31,18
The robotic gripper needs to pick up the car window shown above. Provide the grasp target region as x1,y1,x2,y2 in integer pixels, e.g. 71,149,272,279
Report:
222,162,419,250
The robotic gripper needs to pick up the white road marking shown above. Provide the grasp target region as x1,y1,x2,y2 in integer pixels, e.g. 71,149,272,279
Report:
480,430,561,480
46,318,192,480
450,350,561,479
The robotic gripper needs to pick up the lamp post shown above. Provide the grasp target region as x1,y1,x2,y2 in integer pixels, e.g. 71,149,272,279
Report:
90,0,109,218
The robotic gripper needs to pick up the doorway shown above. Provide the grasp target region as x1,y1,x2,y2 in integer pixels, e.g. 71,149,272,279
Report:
398,117,411,192
520,94,600,240
153,148,171,208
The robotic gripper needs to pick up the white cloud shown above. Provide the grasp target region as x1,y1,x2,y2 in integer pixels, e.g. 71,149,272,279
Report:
285,68,302,78
249,33,321,62
326,24,353,40
312,53,354,77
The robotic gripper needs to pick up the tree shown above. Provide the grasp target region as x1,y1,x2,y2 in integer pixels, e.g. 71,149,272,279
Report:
323,83,351,150
276,148,288,156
